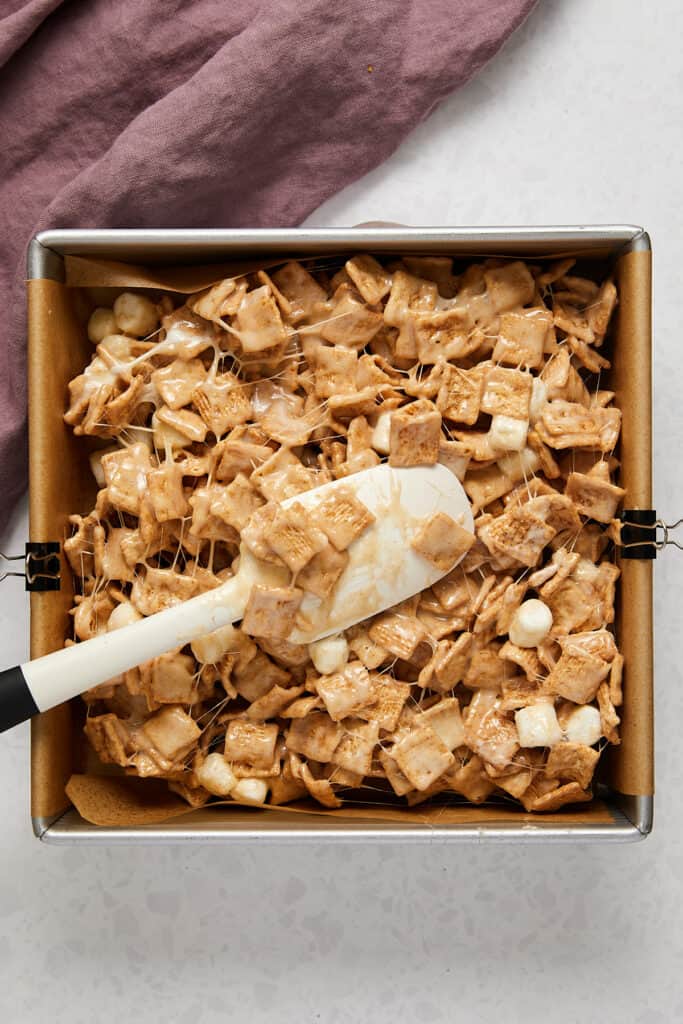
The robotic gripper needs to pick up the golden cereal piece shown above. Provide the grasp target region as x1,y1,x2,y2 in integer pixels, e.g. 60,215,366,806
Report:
410,511,474,572
492,309,551,369
267,503,329,575
565,468,626,523
483,261,535,313
241,584,303,640
345,254,392,305
543,650,611,704
389,399,442,467
316,661,373,722
546,742,600,790
286,711,344,762
224,720,279,769
331,719,379,776
480,365,532,420
312,486,375,551
393,725,455,792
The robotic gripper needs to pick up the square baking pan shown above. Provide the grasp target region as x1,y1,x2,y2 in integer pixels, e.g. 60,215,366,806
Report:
26,226,653,843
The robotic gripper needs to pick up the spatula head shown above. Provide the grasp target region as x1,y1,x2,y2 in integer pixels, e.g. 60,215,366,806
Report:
278,463,474,644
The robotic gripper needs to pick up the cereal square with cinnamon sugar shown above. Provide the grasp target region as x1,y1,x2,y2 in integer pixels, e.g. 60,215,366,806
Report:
393,725,455,792
286,711,343,762
543,650,611,704
267,502,329,574
546,742,600,789
479,505,555,567
312,486,375,550
492,309,552,369
241,584,303,640
224,720,279,769
297,544,349,598
389,399,442,466
480,366,532,420
410,511,474,572
436,364,483,425
316,661,373,722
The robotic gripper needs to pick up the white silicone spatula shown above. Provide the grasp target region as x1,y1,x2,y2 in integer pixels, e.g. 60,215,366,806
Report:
0,463,472,732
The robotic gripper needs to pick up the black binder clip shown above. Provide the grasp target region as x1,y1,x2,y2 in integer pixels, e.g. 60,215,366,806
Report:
619,511,683,559
0,543,61,591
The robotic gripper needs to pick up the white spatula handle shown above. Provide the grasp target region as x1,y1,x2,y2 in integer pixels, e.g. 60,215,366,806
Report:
0,575,246,732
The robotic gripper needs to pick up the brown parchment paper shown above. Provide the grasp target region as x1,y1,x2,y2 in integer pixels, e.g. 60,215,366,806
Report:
28,279,95,820
65,774,616,828
606,249,654,796
65,255,288,293
29,246,654,830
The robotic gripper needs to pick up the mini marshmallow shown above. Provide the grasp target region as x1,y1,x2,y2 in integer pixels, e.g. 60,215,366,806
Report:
563,705,602,747
87,307,118,345
489,414,528,453
197,753,237,797
515,703,563,747
113,292,160,337
107,601,143,631
231,778,269,805
371,411,393,454
497,446,540,480
529,377,548,424
509,599,553,648
309,634,349,676
191,623,240,665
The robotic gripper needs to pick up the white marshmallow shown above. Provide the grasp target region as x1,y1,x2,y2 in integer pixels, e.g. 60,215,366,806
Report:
509,599,553,648
515,703,563,747
563,705,602,747
191,623,240,665
497,446,541,480
489,414,528,453
371,411,393,454
113,292,160,337
197,753,237,797
107,601,143,631
308,634,349,675
87,307,118,345
231,778,268,805
529,377,548,425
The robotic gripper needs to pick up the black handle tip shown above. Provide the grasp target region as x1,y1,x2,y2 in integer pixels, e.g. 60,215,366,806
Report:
0,665,39,732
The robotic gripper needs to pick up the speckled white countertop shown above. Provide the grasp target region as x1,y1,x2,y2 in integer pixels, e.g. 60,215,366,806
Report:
2,1,682,1020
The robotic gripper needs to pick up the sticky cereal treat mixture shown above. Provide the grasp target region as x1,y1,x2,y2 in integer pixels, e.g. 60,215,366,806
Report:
64,254,623,812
